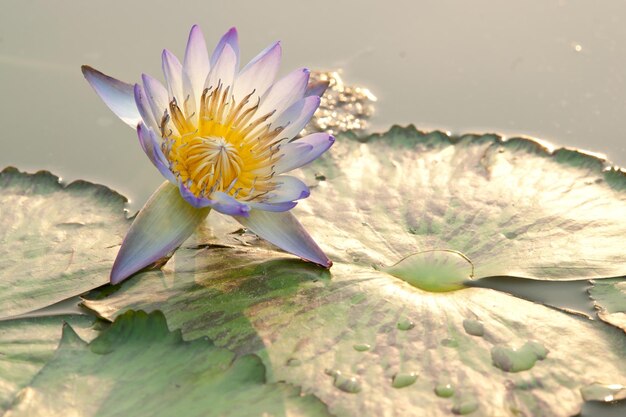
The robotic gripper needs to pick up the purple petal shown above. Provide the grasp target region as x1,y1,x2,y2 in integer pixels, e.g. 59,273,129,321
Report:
205,43,238,92
248,201,298,212
178,182,213,208
211,27,239,69
209,192,251,216
141,74,170,129
136,123,176,184
272,96,321,141
133,84,158,131
233,42,281,102
274,133,335,174
177,185,250,216
235,209,332,268
305,80,330,98
183,25,210,107
258,68,309,123
110,181,210,284
265,176,310,203
81,65,141,127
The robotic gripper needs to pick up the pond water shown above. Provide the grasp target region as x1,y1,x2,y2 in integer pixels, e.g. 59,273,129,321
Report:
2,0,626,211
1,1,625,415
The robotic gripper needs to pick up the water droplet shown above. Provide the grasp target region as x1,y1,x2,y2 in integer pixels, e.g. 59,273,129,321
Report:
397,319,415,331
353,343,371,352
452,397,479,415
462,319,484,337
435,383,455,398
286,358,301,367
382,250,473,292
326,370,362,394
491,340,549,372
441,338,459,348
581,383,626,402
391,372,418,388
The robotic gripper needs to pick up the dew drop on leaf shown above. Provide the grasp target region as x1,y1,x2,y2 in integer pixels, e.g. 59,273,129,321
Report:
462,319,485,337
435,383,455,398
580,383,626,402
491,341,549,372
391,372,418,389
397,319,415,331
353,343,371,352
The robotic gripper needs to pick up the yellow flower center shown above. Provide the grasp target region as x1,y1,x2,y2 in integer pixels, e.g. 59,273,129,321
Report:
160,83,283,200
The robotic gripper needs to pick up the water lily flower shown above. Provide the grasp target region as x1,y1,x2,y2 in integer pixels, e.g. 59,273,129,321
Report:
82,25,334,284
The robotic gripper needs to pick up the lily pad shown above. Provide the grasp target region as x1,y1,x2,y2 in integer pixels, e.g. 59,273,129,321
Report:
295,126,626,279
0,314,97,413
3,310,330,417
0,167,129,318
81,127,626,416
589,278,626,333
82,237,626,417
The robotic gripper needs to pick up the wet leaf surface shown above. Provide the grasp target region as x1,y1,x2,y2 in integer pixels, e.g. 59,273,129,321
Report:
5,126,626,416
3,310,330,417
79,127,626,416
294,127,626,280
82,237,626,417
0,167,129,318
0,314,97,414
589,278,626,333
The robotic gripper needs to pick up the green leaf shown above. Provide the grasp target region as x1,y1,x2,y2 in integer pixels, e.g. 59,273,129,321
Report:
0,167,129,318
82,240,626,417
80,127,626,416
0,314,97,413
589,278,626,333
296,127,626,280
4,310,330,417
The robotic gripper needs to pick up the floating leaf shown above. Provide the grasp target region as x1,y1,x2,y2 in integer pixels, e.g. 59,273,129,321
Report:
0,314,97,413
295,127,626,279
4,310,330,417
0,167,129,318
81,127,626,416
82,241,626,417
589,278,626,333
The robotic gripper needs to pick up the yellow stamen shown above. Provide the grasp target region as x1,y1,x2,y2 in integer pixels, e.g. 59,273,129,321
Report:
160,85,288,201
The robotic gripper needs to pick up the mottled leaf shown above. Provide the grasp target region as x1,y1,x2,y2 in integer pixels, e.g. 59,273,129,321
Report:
0,167,129,318
0,314,97,413
81,127,626,416
82,238,626,417
589,278,626,333
3,310,330,417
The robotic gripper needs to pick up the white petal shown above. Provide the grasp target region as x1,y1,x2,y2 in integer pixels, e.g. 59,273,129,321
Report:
233,42,281,102
81,65,141,128
235,209,331,267
133,84,158,131
210,27,239,69
272,96,321,141
258,68,309,123
205,43,238,92
274,133,335,174
141,74,170,128
183,24,210,110
265,175,310,203
162,49,188,111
